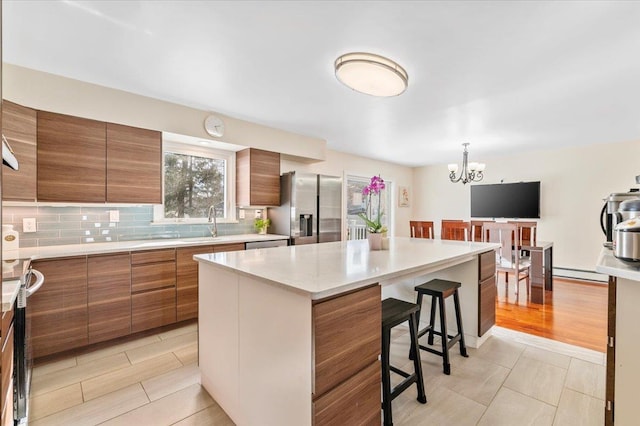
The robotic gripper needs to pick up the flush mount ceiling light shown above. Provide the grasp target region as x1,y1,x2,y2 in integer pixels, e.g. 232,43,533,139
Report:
334,52,408,97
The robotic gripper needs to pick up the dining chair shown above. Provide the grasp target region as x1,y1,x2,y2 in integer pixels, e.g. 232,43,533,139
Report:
410,221,434,239
441,220,471,241
508,221,537,247
470,220,494,242
482,222,531,295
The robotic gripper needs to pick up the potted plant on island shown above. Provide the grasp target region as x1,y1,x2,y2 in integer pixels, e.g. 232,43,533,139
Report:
358,175,388,250
254,218,271,235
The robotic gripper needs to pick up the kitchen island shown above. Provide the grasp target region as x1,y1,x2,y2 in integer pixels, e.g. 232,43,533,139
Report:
195,237,499,425
596,249,640,425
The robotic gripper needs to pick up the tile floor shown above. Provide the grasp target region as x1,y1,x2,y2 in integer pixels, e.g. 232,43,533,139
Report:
29,323,605,425
29,323,233,426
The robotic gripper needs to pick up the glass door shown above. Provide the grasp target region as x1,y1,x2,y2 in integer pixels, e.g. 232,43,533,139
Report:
345,175,392,239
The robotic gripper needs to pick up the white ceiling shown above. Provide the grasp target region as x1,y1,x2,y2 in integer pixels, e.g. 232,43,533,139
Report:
3,1,640,167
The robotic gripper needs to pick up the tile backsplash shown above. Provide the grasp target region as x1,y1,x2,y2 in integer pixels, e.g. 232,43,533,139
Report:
2,205,264,248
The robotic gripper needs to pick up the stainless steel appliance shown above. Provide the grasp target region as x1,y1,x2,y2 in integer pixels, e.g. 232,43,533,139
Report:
245,240,288,249
616,199,640,223
614,218,640,262
270,172,342,245
14,263,45,425
601,190,639,248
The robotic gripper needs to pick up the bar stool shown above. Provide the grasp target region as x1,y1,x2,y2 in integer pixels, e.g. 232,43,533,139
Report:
413,279,468,375
382,298,427,426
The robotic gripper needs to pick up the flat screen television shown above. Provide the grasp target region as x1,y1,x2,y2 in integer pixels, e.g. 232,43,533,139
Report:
470,181,540,219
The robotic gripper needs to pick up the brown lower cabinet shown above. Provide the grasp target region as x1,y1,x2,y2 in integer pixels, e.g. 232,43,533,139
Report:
478,250,497,336
132,288,177,333
177,246,213,322
176,243,246,322
131,249,176,333
88,253,132,344
28,243,246,358
1,309,14,426
606,275,615,426
313,361,381,425
312,284,381,424
29,257,89,358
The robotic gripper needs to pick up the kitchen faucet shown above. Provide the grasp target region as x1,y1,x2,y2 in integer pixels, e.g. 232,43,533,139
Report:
207,205,218,238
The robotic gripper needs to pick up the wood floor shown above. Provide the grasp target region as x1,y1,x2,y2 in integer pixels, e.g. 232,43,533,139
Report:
495,274,608,353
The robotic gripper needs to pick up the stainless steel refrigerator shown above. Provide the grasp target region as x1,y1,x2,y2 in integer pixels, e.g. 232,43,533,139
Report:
270,172,342,245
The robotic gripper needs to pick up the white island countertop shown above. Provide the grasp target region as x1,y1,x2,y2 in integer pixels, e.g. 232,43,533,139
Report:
596,247,640,280
195,237,499,299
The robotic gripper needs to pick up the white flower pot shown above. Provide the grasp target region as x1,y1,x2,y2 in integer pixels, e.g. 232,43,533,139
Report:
368,233,383,250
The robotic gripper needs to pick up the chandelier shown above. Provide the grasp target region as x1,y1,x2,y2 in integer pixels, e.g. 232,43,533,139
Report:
448,143,485,184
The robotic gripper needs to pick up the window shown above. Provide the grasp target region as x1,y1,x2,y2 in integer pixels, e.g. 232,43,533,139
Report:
154,141,236,222
345,174,392,239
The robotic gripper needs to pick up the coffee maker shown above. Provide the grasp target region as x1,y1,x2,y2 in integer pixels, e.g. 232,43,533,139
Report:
601,190,640,248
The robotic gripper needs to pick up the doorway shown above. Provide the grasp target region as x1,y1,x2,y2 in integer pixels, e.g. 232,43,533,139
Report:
345,174,392,240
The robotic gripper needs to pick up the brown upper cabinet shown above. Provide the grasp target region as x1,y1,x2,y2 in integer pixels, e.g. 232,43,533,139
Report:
236,148,280,206
37,111,107,202
106,123,162,203
36,110,162,203
2,101,37,201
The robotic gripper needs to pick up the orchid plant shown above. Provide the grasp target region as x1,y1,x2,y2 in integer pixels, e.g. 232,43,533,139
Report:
358,175,388,234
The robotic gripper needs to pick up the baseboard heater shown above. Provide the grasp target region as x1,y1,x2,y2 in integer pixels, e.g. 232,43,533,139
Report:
552,267,607,283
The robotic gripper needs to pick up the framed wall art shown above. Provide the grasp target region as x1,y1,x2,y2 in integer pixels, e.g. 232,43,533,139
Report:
398,186,410,207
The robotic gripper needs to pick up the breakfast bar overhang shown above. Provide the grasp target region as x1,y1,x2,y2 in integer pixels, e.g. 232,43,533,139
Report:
195,238,499,425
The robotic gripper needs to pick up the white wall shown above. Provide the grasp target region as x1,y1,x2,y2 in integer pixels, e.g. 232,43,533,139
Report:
282,150,414,237
3,64,415,239
413,139,640,271
3,64,326,161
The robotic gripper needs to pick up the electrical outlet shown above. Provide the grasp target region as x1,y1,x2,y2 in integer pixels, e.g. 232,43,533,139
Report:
23,218,37,233
239,210,246,219
255,210,262,219
109,210,120,223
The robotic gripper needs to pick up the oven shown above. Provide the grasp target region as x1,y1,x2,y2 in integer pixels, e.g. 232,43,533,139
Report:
14,267,44,425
